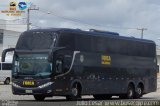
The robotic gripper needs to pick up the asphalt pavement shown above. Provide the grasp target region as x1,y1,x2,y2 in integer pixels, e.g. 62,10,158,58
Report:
0,78,160,106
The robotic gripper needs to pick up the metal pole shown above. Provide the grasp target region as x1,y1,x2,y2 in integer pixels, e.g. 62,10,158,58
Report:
27,8,30,30
137,28,147,39
141,29,144,39
26,5,39,31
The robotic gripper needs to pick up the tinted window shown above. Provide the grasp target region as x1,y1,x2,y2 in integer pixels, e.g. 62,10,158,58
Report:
16,32,57,50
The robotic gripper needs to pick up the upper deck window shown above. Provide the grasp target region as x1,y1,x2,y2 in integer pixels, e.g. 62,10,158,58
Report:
16,32,57,50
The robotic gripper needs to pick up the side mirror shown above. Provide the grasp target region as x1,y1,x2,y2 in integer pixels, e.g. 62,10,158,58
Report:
1,48,15,62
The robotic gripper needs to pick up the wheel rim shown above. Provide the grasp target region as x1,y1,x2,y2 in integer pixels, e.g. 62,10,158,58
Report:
72,87,78,97
127,86,134,98
128,89,133,97
137,87,142,95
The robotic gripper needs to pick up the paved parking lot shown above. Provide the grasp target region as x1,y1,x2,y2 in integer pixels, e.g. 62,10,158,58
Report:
0,79,160,106
0,78,160,100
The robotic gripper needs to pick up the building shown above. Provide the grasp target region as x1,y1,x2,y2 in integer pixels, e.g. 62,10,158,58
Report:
0,19,26,62
157,49,160,65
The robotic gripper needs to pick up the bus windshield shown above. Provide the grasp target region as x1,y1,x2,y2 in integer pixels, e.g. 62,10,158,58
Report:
13,54,52,78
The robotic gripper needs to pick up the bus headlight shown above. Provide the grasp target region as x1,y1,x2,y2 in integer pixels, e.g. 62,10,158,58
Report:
38,82,54,89
12,82,21,88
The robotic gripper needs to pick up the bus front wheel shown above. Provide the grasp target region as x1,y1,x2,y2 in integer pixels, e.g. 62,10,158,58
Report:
66,83,81,100
34,95,45,101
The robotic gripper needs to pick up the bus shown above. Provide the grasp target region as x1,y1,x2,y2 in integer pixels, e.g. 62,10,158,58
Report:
1,28,158,101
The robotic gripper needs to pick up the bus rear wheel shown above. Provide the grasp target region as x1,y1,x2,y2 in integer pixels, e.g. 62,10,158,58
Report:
66,83,81,100
34,95,45,101
127,84,135,99
134,84,143,99
119,84,135,99
93,94,112,100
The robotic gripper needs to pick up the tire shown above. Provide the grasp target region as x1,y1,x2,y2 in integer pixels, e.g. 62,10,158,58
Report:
134,85,143,99
34,95,45,101
93,94,112,100
4,78,10,85
126,84,135,99
119,84,135,99
66,83,81,100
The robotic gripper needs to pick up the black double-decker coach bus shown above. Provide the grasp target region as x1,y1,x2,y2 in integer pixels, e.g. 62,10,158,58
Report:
2,28,158,101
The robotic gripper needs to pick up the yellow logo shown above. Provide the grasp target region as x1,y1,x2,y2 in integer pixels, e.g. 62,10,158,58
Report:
101,55,111,65
10,1,17,11
23,81,35,86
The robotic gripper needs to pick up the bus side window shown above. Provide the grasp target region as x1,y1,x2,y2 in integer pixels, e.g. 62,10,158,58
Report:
56,60,63,74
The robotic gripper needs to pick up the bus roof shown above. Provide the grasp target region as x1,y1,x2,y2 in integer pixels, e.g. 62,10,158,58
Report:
26,28,155,44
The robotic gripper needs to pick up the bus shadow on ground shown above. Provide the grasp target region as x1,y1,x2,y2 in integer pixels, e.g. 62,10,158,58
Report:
17,97,157,102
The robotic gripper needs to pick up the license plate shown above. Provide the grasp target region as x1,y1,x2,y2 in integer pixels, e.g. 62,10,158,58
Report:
23,81,35,86
25,90,33,93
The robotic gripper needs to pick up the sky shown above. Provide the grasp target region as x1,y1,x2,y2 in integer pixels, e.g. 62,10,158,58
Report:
0,0,160,45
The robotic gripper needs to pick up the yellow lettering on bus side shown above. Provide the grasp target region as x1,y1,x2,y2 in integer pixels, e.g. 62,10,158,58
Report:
101,55,111,65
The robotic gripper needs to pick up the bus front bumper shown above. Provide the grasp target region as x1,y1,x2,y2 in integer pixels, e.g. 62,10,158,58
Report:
12,82,54,95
